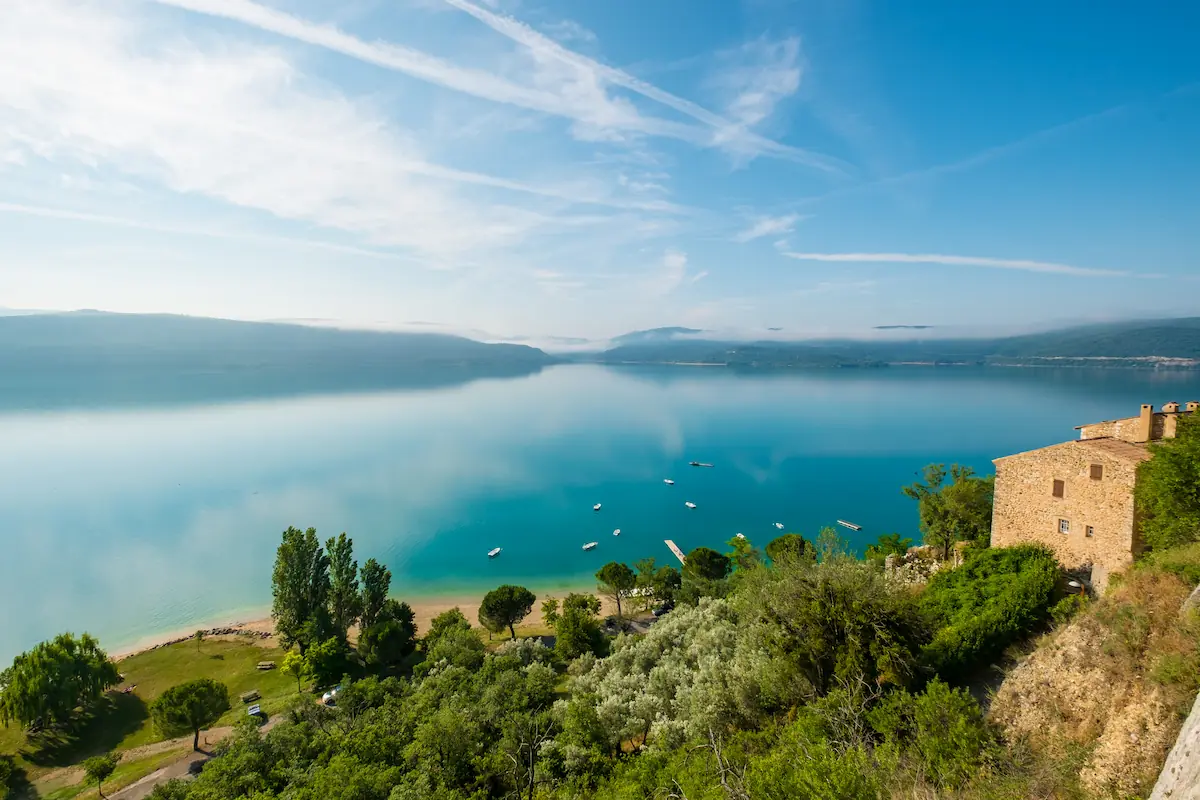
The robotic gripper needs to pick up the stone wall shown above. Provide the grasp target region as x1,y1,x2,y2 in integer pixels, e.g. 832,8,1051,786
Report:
991,441,1142,589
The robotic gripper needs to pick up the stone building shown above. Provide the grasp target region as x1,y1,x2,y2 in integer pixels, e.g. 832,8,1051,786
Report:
991,401,1198,591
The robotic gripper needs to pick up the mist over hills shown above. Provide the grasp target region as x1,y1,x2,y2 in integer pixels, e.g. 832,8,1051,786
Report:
586,318,1200,369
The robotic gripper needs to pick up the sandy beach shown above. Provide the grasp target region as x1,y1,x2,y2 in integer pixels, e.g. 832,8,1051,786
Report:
111,589,620,659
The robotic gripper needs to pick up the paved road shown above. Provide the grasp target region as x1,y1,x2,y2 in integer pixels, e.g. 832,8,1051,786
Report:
111,716,281,800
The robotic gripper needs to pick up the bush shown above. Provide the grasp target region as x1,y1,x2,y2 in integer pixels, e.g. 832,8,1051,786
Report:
1049,594,1089,626
1137,542,1200,586
919,545,1059,680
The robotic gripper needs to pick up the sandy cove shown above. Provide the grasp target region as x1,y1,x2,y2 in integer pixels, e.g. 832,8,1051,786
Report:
112,591,621,659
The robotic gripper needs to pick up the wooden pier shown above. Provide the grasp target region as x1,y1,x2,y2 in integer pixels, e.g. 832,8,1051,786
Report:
664,539,686,564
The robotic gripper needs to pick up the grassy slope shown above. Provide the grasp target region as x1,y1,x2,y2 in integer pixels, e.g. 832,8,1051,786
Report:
0,638,294,797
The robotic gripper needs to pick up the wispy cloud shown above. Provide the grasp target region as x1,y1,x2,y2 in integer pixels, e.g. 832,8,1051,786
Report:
713,36,803,130
641,249,693,296
734,213,806,242
439,0,845,171
541,19,597,44
0,202,417,261
779,251,1129,277
794,279,876,296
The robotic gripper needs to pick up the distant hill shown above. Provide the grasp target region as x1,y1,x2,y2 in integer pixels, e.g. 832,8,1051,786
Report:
0,312,556,409
586,318,1200,369
608,327,704,347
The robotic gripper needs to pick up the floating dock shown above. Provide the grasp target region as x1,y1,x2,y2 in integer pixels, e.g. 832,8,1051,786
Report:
664,539,687,564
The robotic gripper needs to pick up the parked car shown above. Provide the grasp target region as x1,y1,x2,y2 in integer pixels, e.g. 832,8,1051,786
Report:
651,602,674,618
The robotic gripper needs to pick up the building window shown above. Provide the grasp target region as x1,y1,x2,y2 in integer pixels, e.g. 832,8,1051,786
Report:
1053,479,1065,498
1086,526,1095,538
1090,464,1103,480
1059,519,1070,535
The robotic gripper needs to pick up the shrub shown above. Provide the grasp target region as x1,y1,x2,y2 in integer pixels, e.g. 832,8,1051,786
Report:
1049,594,1089,626
919,545,1059,679
1137,542,1200,586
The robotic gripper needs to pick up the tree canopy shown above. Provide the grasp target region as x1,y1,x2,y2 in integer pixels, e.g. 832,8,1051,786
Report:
478,585,537,639
326,532,362,642
1136,414,1200,551
271,526,332,654
83,753,120,798
903,464,995,559
359,558,392,631
594,563,636,618
0,632,120,728
765,532,816,565
150,678,231,751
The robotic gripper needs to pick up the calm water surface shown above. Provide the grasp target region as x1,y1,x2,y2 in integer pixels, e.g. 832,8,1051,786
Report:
2,364,1199,661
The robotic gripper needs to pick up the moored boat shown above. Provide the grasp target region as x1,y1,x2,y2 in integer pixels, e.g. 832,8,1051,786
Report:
613,529,621,536
663,479,675,485
583,541,598,551
685,501,697,509
837,519,862,531
774,522,784,529
593,503,601,511
487,547,502,558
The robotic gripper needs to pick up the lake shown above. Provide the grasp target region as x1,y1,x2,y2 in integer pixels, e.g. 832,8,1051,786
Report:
2,364,1199,662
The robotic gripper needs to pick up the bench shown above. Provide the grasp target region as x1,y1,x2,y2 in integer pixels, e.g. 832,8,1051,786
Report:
240,690,261,704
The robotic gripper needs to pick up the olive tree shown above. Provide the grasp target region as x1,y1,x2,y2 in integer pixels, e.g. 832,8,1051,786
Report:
150,678,231,751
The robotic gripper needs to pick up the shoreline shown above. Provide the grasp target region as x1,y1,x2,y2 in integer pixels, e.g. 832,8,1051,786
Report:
110,583,608,660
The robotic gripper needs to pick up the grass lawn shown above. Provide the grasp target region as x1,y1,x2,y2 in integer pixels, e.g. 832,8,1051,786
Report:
0,637,295,796
39,747,187,800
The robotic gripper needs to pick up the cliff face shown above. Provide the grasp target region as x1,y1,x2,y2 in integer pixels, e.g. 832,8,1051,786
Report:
988,569,1200,797
1151,691,1200,800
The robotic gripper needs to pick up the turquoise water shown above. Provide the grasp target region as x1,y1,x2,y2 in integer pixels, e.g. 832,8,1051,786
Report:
2,364,1199,662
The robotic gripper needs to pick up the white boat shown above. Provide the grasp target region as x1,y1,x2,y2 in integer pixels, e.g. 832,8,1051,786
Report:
735,533,745,540
774,522,784,529
613,529,621,536
487,547,501,558
593,503,601,511
685,501,697,509
583,541,598,551
837,519,862,531
663,479,675,485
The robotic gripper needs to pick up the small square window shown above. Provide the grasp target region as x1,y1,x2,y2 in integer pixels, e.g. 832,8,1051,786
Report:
1053,479,1065,498
1086,526,1095,538
1090,464,1103,480
1059,519,1071,535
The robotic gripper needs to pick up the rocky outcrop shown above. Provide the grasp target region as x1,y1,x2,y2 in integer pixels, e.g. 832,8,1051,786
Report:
138,627,271,653
1151,690,1200,799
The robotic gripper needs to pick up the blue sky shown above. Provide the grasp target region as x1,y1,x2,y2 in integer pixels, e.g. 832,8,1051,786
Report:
0,0,1197,342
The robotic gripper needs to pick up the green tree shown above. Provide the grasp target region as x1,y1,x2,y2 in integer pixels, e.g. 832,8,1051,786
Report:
683,547,730,581
359,616,417,670
326,532,362,642
0,632,120,728
425,608,472,648
864,532,914,562
681,546,731,603
1136,414,1200,550
194,630,205,652
304,638,349,687
594,563,636,618
553,593,604,660
540,596,560,627
903,464,995,560
358,558,391,631
478,585,537,639
726,535,763,572
82,753,120,798
282,651,307,694
150,678,231,751
765,532,816,564
271,526,332,655
634,558,681,609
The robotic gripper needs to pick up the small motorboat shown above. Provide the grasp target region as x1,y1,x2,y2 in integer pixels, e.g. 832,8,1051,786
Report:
487,547,502,558
613,529,621,536
593,503,602,511
663,479,675,485
735,533,745,540
583,541,598,551
685,501,697,509
774,522,784,529
688,461,714,468
837,519,862,531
